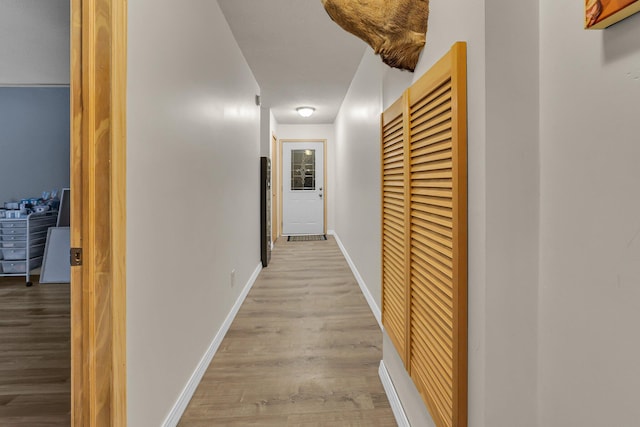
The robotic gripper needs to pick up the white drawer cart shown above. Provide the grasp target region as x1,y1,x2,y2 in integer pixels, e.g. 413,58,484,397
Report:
0,211,58,286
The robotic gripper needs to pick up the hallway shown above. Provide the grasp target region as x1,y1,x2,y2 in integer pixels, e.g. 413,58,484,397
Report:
178,236,396,426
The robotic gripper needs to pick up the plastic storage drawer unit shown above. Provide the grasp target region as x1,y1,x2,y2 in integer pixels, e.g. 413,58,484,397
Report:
1,227,27,236
1,234,25,241
1,244,45,261
1,220,26,229
2,260,26,274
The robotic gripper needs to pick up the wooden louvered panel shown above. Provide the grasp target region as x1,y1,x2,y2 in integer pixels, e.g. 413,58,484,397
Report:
413,195,453,210
411,265,454,338
383,239,404,263
380,42,467,427
384,196,404,208
383,230,404,259
384,217,403,231
412,169,454,181
411,210,453,231
412,144,453,162
411,329,452,401
383,194,404,207
383,207,403,224
381,94,409,364
413,227,454,259
384,127,403,142
412,216,453,240
383,214,402,237
384,139,403,151
411,333,453,427
412,132,453,151
411,160,453,173
412,148,453,165
412,254,455,300
384,115,403,132
413,204,453,221
412,237,453,273
384,276,405,313
384,146,404,159
411,119,453,143
383,219,404,236
411,312,453,394
411,87,452,117
411,80,452,113
411,106,452,136
386,152,404,165
384,180,404,189
414,239,453,268
384,195,404,206
384,133,403,148
407,42,467,427
413,187,453,199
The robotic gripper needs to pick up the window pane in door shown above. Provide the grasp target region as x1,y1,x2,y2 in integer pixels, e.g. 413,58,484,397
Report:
291,149,316,190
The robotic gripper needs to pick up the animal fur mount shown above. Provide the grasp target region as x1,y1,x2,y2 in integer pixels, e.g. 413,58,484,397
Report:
321,0,429,71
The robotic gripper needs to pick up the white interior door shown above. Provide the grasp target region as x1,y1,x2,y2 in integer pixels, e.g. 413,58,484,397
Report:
282,142,324,235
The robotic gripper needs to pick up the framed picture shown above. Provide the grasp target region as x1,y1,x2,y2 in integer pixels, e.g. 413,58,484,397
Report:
586,0,640,29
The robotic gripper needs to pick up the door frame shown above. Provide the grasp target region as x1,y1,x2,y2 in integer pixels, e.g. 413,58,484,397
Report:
279,139,327,236
271,133,279,242
71,0,127,425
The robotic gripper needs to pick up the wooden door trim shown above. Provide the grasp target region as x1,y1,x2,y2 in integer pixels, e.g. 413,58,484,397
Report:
279,139,328,235
71,0,127,425
271,133,279,241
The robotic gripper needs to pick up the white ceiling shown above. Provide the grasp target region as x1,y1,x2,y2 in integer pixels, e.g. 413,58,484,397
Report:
217,0,367,124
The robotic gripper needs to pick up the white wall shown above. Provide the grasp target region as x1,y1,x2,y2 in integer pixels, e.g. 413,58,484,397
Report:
0,0,69,85
127,1,261,425
277,124,336,232
0,88,70,204
484,0,540,424
269,109,278,144
0,0,71,206
260,106,271,157
538,3,640,426
334,50,384,312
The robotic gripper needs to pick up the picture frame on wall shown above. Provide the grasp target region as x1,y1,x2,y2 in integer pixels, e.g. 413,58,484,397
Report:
586,0,640,29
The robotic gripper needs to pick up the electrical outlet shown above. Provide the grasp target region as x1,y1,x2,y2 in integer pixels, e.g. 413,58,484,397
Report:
230,269,236,287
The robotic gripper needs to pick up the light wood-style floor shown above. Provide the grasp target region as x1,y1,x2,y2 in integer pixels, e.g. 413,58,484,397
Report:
0,276,71,426
179,236,396,426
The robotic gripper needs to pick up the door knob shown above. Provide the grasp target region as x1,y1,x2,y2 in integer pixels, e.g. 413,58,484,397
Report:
319,193,323,198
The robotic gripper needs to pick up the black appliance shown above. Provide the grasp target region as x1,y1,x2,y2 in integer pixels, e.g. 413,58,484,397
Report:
260,157,272,267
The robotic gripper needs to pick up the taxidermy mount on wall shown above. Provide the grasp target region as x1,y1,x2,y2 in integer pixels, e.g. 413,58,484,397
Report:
321,0,429,72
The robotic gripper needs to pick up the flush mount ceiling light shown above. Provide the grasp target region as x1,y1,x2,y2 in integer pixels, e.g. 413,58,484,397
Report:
296,106,315,118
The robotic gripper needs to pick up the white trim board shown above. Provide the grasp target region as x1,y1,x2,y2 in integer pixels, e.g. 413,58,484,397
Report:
379,361,411,427
328,231,382,329
161,263,263,427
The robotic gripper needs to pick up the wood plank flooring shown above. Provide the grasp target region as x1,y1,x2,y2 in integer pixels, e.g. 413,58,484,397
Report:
179,236,396,426
0,277,71,426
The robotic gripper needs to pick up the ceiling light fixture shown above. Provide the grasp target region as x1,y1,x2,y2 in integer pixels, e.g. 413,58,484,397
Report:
296,106,315,118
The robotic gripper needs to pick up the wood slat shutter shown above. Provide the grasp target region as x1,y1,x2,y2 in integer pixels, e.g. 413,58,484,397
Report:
381,94,410,364
381,42,467,427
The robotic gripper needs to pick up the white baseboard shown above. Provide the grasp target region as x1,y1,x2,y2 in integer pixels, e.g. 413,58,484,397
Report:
328,231,382,330
161,263,263,427
379,360,410,427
